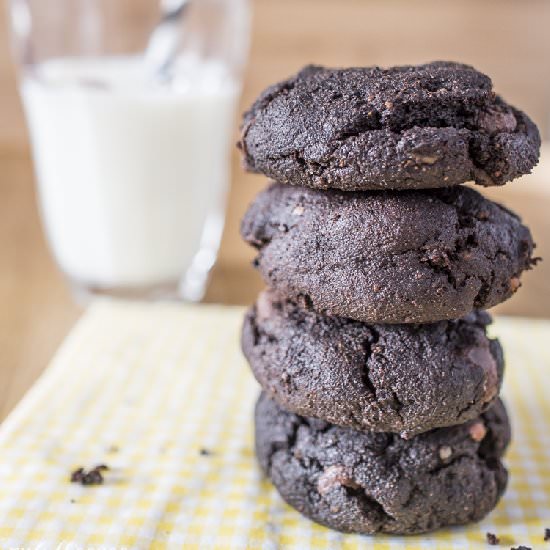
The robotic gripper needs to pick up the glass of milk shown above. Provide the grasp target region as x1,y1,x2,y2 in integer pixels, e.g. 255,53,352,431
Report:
8,0,250,301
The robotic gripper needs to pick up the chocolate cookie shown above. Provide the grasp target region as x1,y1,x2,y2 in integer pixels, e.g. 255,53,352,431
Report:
241,183,536,324
255,392,510,535
243,291,504,438
239,62,540,191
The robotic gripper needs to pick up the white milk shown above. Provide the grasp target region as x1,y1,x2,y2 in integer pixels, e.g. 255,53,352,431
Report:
22,56,238,293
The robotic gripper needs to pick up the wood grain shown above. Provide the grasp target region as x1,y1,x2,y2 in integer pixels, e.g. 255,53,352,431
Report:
0,0,549,420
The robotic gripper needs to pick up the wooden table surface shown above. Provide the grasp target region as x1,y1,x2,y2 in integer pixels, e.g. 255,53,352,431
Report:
1,0,550,421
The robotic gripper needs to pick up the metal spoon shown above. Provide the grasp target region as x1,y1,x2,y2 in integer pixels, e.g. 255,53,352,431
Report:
144,0,191,80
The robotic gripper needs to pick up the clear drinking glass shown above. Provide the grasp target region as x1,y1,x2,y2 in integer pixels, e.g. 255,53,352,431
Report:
8,0,250,301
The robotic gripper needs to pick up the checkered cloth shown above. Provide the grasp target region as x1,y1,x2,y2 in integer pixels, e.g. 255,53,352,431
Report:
0,300,548,549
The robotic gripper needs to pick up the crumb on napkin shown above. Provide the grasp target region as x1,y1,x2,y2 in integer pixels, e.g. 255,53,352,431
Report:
70,464,109,486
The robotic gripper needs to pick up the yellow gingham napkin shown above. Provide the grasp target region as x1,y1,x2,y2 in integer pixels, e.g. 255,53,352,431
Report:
0,300,548,549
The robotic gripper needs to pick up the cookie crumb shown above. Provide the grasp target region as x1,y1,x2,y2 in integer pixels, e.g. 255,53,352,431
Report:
70,467,84,481
70,464,109,486
486,532,499,545
199,448,212,456
545,528,550,541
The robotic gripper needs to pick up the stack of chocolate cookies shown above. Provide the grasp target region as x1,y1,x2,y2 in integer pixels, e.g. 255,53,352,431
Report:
238,62,540,535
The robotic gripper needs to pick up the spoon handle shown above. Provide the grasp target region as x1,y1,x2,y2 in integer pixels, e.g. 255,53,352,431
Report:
160,0,189,20
145,0,191,79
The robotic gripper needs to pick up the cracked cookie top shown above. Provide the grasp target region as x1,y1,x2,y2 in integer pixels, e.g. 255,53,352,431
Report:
241,183,536,323
243,290,504,437
239,62,540,190
255,392,510,535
